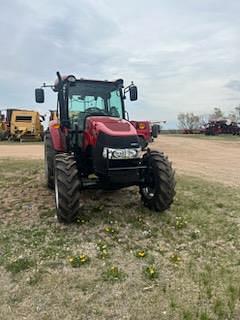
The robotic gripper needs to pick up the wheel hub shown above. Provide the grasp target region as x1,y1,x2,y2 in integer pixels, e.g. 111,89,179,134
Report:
141,168,156,199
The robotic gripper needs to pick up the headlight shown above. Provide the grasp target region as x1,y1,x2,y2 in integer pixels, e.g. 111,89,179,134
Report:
102,147,141,159
112,149,125,159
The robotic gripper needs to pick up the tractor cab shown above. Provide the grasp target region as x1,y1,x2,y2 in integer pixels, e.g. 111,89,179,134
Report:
35,72,175,223
36,74,139,149
67,79,124,130
36,75,137,125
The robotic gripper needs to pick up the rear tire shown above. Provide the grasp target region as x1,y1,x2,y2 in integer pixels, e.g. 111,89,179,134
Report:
44,131,55,189
140,150,175,212
54,153,80,223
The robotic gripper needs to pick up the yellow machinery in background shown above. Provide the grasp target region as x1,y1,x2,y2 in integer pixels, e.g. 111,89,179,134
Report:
8,109,44,142
0,110,8,140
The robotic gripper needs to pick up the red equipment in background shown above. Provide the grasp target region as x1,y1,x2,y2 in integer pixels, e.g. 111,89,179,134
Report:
131,120,165,148
130,120,152,148
204,119,240,136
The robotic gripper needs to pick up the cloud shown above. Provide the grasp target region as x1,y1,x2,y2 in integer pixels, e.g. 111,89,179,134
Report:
225,80,240,92
0,0,239,127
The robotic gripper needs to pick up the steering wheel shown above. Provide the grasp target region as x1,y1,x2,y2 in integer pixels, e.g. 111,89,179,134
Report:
85,107,106,115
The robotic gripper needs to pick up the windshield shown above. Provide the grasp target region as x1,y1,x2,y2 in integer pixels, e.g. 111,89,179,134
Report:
68,82,123,128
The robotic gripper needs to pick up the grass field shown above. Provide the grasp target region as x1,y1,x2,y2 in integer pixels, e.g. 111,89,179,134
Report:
0,159,240,319
164,134,240,141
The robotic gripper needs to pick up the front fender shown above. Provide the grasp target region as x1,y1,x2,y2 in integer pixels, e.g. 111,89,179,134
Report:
49,120,65,152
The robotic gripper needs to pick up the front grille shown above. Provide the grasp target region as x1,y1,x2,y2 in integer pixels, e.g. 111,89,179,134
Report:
93,132,140,174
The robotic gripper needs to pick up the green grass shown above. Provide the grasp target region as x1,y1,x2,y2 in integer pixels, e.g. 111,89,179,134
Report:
5,257,35,274
0,159,240,319
102,265,127,282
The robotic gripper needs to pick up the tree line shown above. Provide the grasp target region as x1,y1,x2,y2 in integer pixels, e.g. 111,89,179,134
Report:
177,106,240,130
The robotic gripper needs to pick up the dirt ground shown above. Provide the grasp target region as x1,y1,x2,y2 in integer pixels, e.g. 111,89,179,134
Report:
153,136,240,187
0,144,43,159
0,135,240,186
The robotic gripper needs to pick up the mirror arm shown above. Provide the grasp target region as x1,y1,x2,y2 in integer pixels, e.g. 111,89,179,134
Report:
124,87,130,94
40,71,63,90
124,81,135,94
41,83,54,89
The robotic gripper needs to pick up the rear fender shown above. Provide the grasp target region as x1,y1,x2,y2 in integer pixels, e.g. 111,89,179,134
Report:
49,120,66,152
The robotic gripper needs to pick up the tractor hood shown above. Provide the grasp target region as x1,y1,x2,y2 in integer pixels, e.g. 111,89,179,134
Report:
86,116,137,136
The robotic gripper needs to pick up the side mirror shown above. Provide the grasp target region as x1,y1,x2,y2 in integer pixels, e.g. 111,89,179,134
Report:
35,88,45,103
151,124,159,138
129,85,138,101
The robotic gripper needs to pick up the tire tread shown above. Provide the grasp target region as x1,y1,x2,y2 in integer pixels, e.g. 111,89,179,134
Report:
55,153,80,223
140,150,176,212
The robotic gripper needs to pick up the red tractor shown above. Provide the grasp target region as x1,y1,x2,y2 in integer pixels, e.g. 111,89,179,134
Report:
35,72,175,223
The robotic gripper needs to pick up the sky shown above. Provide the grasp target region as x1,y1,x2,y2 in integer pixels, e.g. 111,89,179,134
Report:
0,0,240,128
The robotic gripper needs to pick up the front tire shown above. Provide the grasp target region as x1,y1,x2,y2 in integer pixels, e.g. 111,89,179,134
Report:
140,150,175,212
54,153,80,223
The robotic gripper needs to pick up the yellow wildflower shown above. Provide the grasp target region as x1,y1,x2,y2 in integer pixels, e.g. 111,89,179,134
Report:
138,251,145,257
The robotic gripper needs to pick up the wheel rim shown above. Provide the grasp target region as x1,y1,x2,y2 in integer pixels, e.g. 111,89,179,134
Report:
142,187,155,198
142,168,156,199
55,171,59,209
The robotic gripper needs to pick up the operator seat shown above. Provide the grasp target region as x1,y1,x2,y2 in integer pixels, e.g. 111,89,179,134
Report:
68,112,85,147
77,112,86,131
